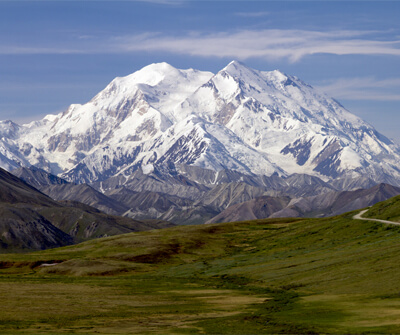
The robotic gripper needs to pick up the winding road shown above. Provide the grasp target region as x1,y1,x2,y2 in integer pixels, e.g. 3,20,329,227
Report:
353,209,400,226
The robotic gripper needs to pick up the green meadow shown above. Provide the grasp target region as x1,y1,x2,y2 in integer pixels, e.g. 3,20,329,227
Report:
365,194,400,222
2,208,400,334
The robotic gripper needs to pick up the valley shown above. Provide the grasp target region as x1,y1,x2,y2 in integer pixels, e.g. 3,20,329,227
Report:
1,61,400,333
2,0,400,332
2,196,400,333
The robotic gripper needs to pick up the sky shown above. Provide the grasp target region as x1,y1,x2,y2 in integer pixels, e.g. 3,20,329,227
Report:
1,0,400,142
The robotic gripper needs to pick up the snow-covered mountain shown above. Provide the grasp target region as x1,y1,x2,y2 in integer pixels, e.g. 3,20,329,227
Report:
2,61,400,188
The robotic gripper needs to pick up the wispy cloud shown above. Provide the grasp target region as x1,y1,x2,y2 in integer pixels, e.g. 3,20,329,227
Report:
113,29,400,62
316,77,400,101
0,45,85,55
2,29,400,62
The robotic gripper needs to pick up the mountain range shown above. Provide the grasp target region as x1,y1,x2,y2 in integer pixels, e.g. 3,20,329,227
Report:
2,61,400,185
2,61,400,227
11,166,400,227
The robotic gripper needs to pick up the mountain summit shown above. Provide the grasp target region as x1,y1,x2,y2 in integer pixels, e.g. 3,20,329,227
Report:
1,61,400,187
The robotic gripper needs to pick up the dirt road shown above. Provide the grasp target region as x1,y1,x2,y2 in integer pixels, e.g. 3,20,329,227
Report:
353,209,400,226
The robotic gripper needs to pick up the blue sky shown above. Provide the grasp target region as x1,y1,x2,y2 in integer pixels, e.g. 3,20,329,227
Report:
1,0,400,142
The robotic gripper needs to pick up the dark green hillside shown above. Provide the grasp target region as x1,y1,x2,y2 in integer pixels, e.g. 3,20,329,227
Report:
0,167,173,252
2,207,400,333
364,194,400,222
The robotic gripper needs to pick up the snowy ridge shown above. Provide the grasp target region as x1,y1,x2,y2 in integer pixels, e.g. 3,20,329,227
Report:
1,61,400,187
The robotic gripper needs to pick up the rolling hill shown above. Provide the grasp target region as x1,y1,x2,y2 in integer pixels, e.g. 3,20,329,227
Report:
1,196,400,333
364,193,400,222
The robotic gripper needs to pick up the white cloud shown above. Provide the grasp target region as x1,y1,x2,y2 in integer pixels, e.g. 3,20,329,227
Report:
316,77,400,101
113,29,400,62
2,28,400,62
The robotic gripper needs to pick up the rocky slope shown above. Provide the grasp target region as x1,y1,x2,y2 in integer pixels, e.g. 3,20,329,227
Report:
13,166,130,216
12,165,68,189
271,183,400,218
207,183,400,224
0,167,172,252
40,184,130,216
206,196,291,224
13,165,400,226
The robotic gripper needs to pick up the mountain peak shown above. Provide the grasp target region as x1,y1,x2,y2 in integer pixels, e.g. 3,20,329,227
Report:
0,120,21,139
223,60,255,76
221,61,288,91
141,62,179,74
0,61,399,187
115,62,180,88
226,60,246,68
216,60,268,94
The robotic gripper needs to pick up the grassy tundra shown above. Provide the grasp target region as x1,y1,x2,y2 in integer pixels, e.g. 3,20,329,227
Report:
2,203,400,333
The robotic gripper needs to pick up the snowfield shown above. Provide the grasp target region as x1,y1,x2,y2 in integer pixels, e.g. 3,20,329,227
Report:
1,60,400,186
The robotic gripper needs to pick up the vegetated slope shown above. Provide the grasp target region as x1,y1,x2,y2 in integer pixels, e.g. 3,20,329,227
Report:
364,193,400,222
2,209,400,333
37,200,172,244
207,183,400,223
0,167,172,252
